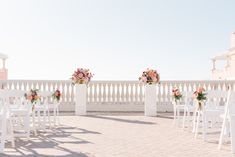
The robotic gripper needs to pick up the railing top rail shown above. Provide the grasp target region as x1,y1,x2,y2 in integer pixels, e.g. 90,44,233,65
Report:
0,80,234,84
159,80,235,83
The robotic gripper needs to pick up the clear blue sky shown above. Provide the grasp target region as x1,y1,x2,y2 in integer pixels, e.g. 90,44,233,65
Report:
0,0,235,80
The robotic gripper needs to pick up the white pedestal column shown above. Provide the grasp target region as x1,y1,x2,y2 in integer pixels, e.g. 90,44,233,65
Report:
75,84,87,115
144,84,157,116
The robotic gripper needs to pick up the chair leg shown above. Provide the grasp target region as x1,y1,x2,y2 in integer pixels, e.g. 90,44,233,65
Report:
187,110,191,130
218,117,227,149
194,112,200,139
37,110,41,129
8,119,15,147
230,116,235,153
53,107,56,126
182,108,187,129
0,143,4,153
57,107,60,125
177,108,180,126
0,117,6,153
47,109,51,128
43,110,46,131
192,111,196,133
173,106,176,125
32,111,37,135
25,115,30,140
226,121,230,137
203,114,207,141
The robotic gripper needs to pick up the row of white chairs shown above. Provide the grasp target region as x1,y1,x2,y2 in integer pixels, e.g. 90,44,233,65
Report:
0,89,61,152
173,90,235,153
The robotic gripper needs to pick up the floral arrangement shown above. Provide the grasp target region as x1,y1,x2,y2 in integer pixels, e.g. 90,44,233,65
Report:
193,87,207,110
71,68,93,85
52,89,61,102
139,69,160,84
24,89,40,104
172,87,182,101
193,87,207,101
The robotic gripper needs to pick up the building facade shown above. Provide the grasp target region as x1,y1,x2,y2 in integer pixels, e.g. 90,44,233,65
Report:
0,53,8,80
211,32,235,80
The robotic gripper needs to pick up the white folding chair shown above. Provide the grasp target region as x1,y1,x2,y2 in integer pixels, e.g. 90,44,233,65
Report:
40,91,61,127
34,91,52,129
32,101,47,131
0,97,7,152
51,100,60,126
181,91,195,129
172,91,185,126
0,90,15,152
218,90,235,153
8,90,31,139
194,90,228,141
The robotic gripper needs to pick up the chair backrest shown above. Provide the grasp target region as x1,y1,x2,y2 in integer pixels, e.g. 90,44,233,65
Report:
228,91,235,115
39,91,52,97
222,91,235,119
0,90,6,109
0,90,10,111
179,91,194,106
39,91,53,104
0,90,8,152
0,90,8,115
0,97,7,152
206,90,228,109
6,90,28,108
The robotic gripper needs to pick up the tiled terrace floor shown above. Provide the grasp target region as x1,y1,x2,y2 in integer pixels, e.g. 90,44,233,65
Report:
2,113,235,157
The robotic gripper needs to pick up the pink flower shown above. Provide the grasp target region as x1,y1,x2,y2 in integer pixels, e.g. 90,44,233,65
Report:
78,73,84,79
152,77,157,82
139,69,160,84
71,68,93,84
196,87,205,93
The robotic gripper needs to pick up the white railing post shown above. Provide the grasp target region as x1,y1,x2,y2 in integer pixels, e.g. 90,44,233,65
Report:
145,84,157,116
75,84,87,115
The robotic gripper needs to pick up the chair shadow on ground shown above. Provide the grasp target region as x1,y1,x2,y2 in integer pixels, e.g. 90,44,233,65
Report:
86,115,156,125
2,126,101,157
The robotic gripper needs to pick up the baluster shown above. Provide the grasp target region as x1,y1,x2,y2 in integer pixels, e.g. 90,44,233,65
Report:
139,83,144,103
130,83,134,103
162,82,166,103
107,83,111,103
22,82,26,91
134,83,138,104
60,82,65,103
68,82,73,104
94,84,98,104
87,83,91,103
120,83,125,103
157,83,161,103
97,83,102,103
166,82,171,104
66,83,70,104
103,83,107,103
111,83,115,103
126,83,130,103
116,83,121,103
13,81,17,90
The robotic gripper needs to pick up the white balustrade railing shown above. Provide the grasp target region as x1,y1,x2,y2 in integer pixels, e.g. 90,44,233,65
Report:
0,80,235,112
88,81,145,105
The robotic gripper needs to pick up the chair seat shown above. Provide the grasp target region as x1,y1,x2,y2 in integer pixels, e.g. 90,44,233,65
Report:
204,108,223,113
185,105,196,111
34,105,45,110
175,104,185,109
47,104,58,109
